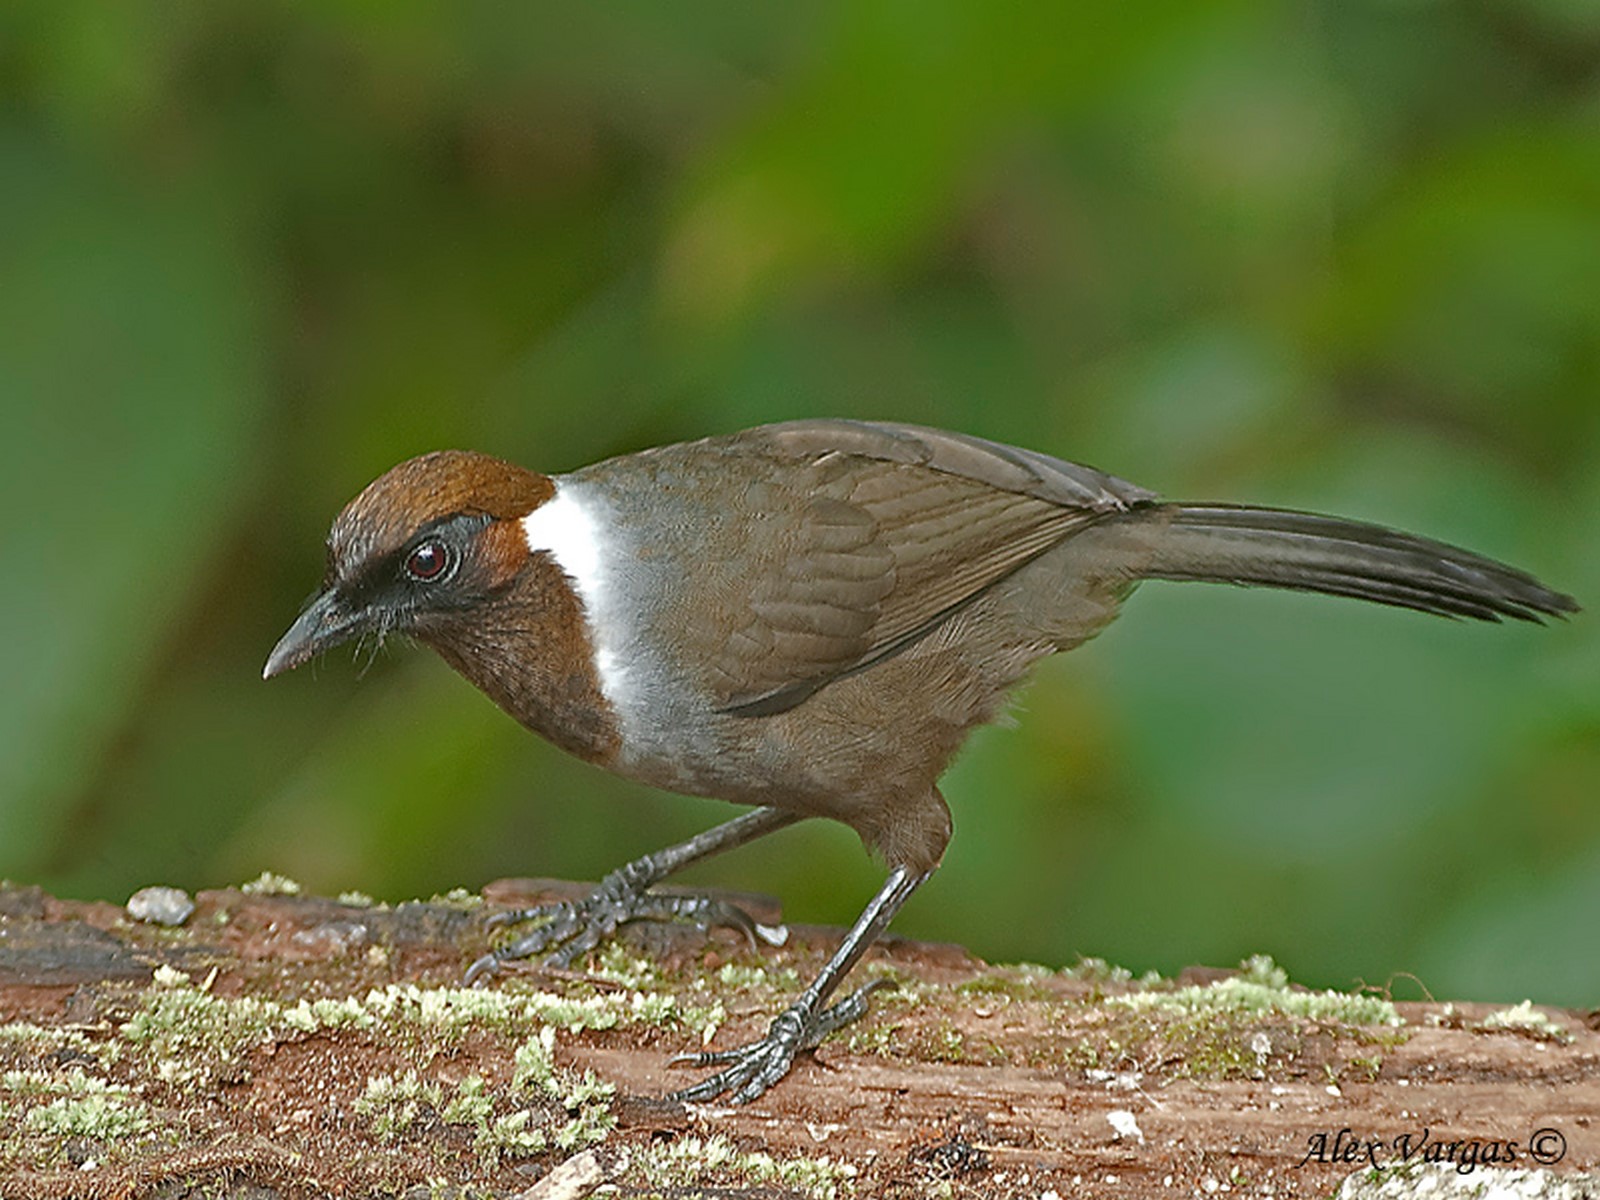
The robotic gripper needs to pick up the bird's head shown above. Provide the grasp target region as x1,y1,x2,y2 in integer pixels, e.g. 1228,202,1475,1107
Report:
263,450,552,680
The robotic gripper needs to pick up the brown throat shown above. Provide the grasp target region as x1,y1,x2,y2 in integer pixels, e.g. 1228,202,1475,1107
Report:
419,548,621,765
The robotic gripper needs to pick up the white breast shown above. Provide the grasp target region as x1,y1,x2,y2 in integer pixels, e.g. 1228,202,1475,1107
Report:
520,480,630,709
519,475,730,794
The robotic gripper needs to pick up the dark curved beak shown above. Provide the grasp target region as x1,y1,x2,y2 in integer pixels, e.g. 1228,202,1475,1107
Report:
262,589,370,680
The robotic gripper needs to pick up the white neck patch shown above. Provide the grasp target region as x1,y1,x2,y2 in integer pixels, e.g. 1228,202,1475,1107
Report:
520,480,626,704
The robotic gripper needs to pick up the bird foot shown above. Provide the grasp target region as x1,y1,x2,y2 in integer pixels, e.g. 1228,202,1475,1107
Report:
668,979,891,1104
466,871,786,982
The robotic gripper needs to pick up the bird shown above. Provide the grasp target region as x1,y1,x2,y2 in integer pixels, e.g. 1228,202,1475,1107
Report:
263,419,1577,1103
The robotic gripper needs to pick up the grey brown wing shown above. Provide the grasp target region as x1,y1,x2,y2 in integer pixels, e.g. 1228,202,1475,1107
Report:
690,422,1156,715
744,419,1156,513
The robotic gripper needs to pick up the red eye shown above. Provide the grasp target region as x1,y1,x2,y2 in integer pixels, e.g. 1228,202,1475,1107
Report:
405,540,451,582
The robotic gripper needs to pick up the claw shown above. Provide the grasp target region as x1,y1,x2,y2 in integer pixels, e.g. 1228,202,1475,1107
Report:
812,977,893,1036
484,903,570,932
463,950,503,986
673,895,762,949
470,886,769,978
668,979,892,1104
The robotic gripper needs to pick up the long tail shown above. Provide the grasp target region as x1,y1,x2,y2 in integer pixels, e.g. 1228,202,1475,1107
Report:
1131,503,1578,623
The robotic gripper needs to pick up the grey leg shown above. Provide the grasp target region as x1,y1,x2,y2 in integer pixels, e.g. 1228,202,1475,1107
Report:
670,863,932,1104
466,806,803,981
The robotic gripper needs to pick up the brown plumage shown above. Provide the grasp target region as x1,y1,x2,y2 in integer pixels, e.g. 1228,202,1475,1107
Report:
265,419,1577,1103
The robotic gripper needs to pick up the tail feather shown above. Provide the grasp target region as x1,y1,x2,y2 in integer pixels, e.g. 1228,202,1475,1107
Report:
1135,504,1578,624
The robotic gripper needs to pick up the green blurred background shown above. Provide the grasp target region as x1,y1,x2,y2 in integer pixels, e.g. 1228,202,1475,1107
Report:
3,1,1597,1006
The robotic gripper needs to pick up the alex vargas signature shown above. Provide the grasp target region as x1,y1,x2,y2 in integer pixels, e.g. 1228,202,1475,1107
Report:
1298,1126,1568,1174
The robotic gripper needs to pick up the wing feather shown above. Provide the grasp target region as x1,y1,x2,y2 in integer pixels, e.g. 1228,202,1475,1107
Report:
686,421,1153,714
